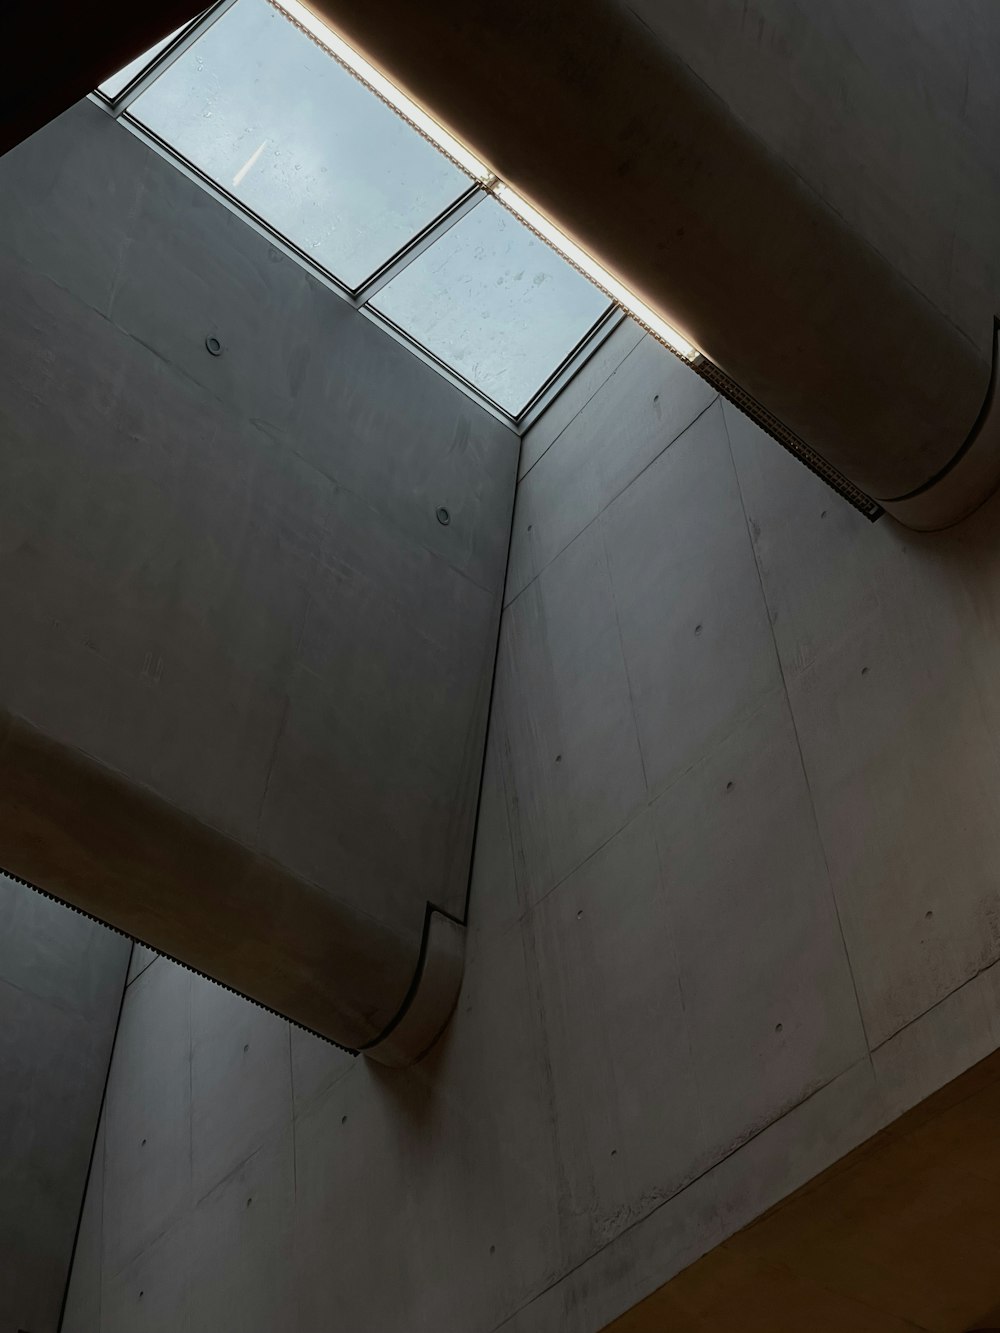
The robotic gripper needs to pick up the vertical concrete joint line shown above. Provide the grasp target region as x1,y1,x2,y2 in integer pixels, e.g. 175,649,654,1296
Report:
57,942,134,1333
719,403,872,1053
600,518,649,795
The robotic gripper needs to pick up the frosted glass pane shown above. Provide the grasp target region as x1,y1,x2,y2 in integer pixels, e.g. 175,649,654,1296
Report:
100,23,188,99
372,199,612,413
129,0,470,288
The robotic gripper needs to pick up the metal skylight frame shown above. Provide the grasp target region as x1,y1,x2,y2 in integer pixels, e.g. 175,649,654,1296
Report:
91,0,631,432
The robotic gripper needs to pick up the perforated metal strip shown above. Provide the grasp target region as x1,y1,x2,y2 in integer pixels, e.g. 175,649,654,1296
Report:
692,357,883,520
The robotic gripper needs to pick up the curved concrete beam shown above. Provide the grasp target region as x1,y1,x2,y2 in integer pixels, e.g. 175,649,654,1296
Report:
312,0,998,524
881,323,1000,530
362,909,466,1067
0,712,414,1051
0,714,468,1065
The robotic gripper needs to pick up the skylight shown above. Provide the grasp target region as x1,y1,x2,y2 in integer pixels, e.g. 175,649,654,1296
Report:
128,0,473,289
96,0,691,422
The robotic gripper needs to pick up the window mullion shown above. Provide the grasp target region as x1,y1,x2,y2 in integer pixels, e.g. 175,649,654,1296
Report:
352,186,488,309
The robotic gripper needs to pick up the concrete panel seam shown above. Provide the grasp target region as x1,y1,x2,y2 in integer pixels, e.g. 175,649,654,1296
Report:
599,518,650,796
508,396,722,608
510,683,793,922
519,334,649,484
491,1055,876,1332
869,951,1000,1056
56,943,132,1333
721,405,874,1056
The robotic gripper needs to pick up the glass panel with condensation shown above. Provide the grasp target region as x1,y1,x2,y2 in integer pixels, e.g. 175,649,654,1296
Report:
128,0,472,288
99,23,190,100
371,198,613,414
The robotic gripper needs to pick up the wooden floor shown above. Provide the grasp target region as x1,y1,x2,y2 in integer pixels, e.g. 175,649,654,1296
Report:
604,1051,1000,1333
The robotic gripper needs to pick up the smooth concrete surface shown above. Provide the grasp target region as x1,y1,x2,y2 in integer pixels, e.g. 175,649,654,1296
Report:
317,0,1000,519
601,1049,1000,1331
64,332,1000,1331
0,873,130,1333
0,100,517,1050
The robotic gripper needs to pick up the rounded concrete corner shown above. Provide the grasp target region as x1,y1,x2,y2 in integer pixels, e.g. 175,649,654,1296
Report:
361,909,466,1069
880,321,1000,531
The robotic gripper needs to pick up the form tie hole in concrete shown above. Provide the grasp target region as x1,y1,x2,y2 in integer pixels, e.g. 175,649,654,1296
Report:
246,1197,253,1208
653,394,660,402
576,909,584,920
489,1245,496,1255
611,1148,618,1158
141,1138,147,1147
139,1292,144,1301
821,509,828,519
555,753,562,764
926,910,934,921
243,1043,250,1054
205,334,223,356
694,623,703,636
775,1023,783,1034
861,666,869,677
726,780,734,792
341,1114,348,1125
435,506,451,526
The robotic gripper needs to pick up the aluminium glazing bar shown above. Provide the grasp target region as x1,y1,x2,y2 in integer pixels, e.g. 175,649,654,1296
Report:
350,186,487,306
516,304,626,429
106,0,241,115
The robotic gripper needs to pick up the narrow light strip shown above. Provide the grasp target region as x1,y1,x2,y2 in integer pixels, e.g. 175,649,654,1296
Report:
274,0,492,184
495,185,697,361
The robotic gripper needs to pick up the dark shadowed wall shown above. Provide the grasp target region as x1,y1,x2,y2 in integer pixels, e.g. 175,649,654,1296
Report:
0,99,518,1049
0,874,129,1333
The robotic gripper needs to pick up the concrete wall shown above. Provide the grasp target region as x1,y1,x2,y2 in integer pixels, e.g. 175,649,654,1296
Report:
0,873,129,1333
0,100,518,1048
63,325,1000,1330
